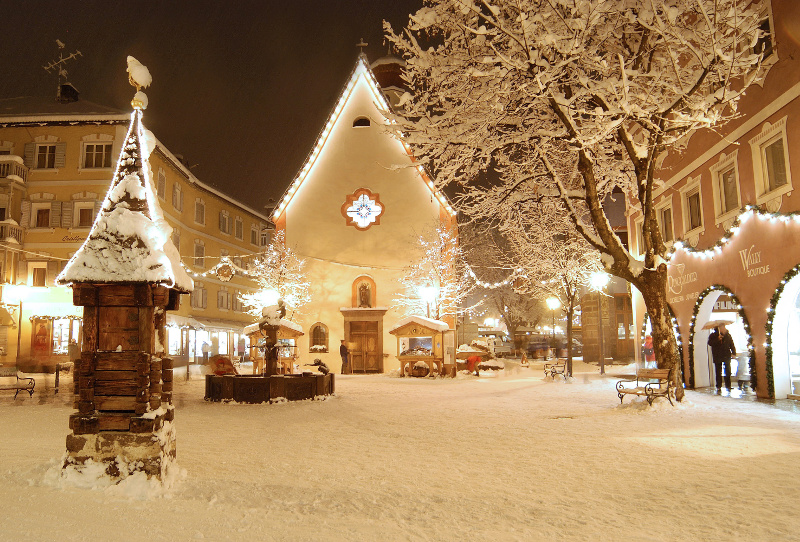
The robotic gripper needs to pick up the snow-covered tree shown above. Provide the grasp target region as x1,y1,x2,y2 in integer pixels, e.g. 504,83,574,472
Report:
386,0,766,399
393,222,475,321
240,230,311,319
460,224,545,351
506,207,604,377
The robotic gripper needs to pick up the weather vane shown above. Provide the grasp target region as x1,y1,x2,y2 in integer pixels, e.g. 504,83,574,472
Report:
42,39,82,99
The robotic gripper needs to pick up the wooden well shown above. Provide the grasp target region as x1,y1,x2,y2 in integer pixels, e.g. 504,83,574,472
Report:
65,283,180,479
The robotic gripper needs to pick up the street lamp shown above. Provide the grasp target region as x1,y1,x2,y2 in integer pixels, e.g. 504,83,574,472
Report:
590,272,610,374
546,297,560,357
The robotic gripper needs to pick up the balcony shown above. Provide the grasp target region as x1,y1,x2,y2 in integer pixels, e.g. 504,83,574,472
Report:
0,156,28,183
0,220,23,245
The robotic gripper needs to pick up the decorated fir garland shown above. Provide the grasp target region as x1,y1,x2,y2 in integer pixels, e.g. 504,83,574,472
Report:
763,264,800,399
687,285,757,393
666,204,800,261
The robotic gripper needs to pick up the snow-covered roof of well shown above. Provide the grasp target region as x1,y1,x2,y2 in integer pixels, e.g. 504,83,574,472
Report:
57,105,192,292
243,319,304,336
390,316,450,333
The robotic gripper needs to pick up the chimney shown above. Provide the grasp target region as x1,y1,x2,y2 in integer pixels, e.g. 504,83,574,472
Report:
57,83,80,104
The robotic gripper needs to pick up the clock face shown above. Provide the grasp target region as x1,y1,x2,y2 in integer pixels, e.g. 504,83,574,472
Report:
342,188,384,230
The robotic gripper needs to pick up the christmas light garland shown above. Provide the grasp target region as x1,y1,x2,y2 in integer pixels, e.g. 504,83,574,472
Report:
667,204,800,260
763,263,800,399
687,285,756,393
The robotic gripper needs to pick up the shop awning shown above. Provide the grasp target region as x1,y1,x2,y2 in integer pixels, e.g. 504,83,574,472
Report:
192,317,248,333
166,314,205,329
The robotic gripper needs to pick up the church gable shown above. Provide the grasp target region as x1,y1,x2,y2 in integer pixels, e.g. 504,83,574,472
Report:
273,56,454,233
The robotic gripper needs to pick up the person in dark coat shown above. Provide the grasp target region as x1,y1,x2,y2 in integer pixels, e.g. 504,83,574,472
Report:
708,324,736,391
339,340,349,374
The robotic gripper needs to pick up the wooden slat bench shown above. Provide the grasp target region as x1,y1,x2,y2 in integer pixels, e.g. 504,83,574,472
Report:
616,368,674,406
544,359,567,380
0,367,35,399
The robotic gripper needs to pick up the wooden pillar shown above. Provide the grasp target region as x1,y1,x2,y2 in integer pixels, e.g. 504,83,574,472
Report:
65,283,180,480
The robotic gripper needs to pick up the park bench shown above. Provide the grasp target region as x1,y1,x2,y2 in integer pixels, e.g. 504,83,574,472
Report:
0,367,35,399
544,359,566,380
616,368,674,406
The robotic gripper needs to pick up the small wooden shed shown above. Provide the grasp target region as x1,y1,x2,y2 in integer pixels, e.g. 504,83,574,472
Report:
389,316,454,377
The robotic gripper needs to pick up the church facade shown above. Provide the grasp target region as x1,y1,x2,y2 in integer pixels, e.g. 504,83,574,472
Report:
271,56,456,374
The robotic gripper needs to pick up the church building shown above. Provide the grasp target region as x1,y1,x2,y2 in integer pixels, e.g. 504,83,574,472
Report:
270,56,457,374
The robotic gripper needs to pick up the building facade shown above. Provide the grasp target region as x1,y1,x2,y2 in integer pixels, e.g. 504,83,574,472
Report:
0,87,269,372
629,0,800,399
271,56,457,374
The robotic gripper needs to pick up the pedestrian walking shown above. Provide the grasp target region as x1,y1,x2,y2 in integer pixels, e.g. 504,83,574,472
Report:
708,324,736,391
340,339,350,374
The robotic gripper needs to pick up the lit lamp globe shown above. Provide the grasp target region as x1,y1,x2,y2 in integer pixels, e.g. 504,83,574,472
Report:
546,297,561,311
591,271,610,290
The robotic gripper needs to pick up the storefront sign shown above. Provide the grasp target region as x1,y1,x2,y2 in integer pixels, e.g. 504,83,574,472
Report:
712,295,737,312
668,263,699,295
62,234,85,243
739,244,770,278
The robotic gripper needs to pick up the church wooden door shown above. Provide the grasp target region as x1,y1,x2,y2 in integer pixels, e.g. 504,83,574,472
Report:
349,321,380,373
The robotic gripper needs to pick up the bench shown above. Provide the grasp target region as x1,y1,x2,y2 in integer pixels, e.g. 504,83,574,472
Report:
616,368,674,406
544,359,566,380
0,367,35,399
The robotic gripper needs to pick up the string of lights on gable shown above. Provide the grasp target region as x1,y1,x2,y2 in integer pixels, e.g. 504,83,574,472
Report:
271,57,455,222
666,204,800,260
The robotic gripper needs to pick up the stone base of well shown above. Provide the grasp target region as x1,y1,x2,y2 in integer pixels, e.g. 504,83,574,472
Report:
64,408,175,480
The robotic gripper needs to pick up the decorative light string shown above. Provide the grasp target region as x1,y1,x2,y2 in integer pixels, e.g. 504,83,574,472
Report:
763,263,800,399
667,204,800,260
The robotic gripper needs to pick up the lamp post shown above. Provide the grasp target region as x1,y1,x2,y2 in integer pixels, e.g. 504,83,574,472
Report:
546,297,560,358
590,272,610,374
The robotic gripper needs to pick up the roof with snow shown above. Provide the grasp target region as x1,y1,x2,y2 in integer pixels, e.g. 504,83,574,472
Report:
0,96,128,125
389,315,450,334
244,319,304,336
271,55,454,223
57,106,192,292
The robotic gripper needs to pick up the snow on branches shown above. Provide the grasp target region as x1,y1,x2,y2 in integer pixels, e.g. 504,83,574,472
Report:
239,230,311,318
392,222,475,321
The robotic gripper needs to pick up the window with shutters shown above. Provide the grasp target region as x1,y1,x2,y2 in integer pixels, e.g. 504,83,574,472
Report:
710,151,741,223
29,263,47,287
219,210,231,235
217,288,231,310
749,116,793,205
157,169,166,199
194,199,205,225
36,144,57,169
194,240,205,267
250,225,259,246
72,201,96,228
191,282,207,309
231,290,243,312
32,205,50,228
171,229,180,251
82,142,112,169
172,183,183,211
234,217,243,240
659,206,674,244
260,228,270,247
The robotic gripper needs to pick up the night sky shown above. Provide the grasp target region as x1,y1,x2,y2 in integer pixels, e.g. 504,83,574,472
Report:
0,0,424,214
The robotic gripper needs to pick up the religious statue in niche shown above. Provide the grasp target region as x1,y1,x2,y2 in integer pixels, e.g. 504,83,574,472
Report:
358,282,372,308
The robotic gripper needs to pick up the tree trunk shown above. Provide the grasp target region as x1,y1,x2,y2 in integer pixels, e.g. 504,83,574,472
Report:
635,269,685,401
566,304,574,378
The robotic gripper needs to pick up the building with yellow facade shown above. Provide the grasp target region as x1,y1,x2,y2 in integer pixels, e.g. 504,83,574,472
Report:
0,84,270,372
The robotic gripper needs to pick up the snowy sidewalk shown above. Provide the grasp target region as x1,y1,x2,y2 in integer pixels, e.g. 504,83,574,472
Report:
1,364,799,541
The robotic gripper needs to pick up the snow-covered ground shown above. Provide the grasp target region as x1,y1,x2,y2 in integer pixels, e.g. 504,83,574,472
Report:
2,359,799,541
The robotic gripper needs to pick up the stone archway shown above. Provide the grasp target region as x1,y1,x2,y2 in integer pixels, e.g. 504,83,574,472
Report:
688,286,755,391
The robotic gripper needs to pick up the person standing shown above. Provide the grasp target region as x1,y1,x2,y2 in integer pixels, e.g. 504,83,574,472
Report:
708,324,736,391
339,339,350,374
643,335,656,368
201,341,211,364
